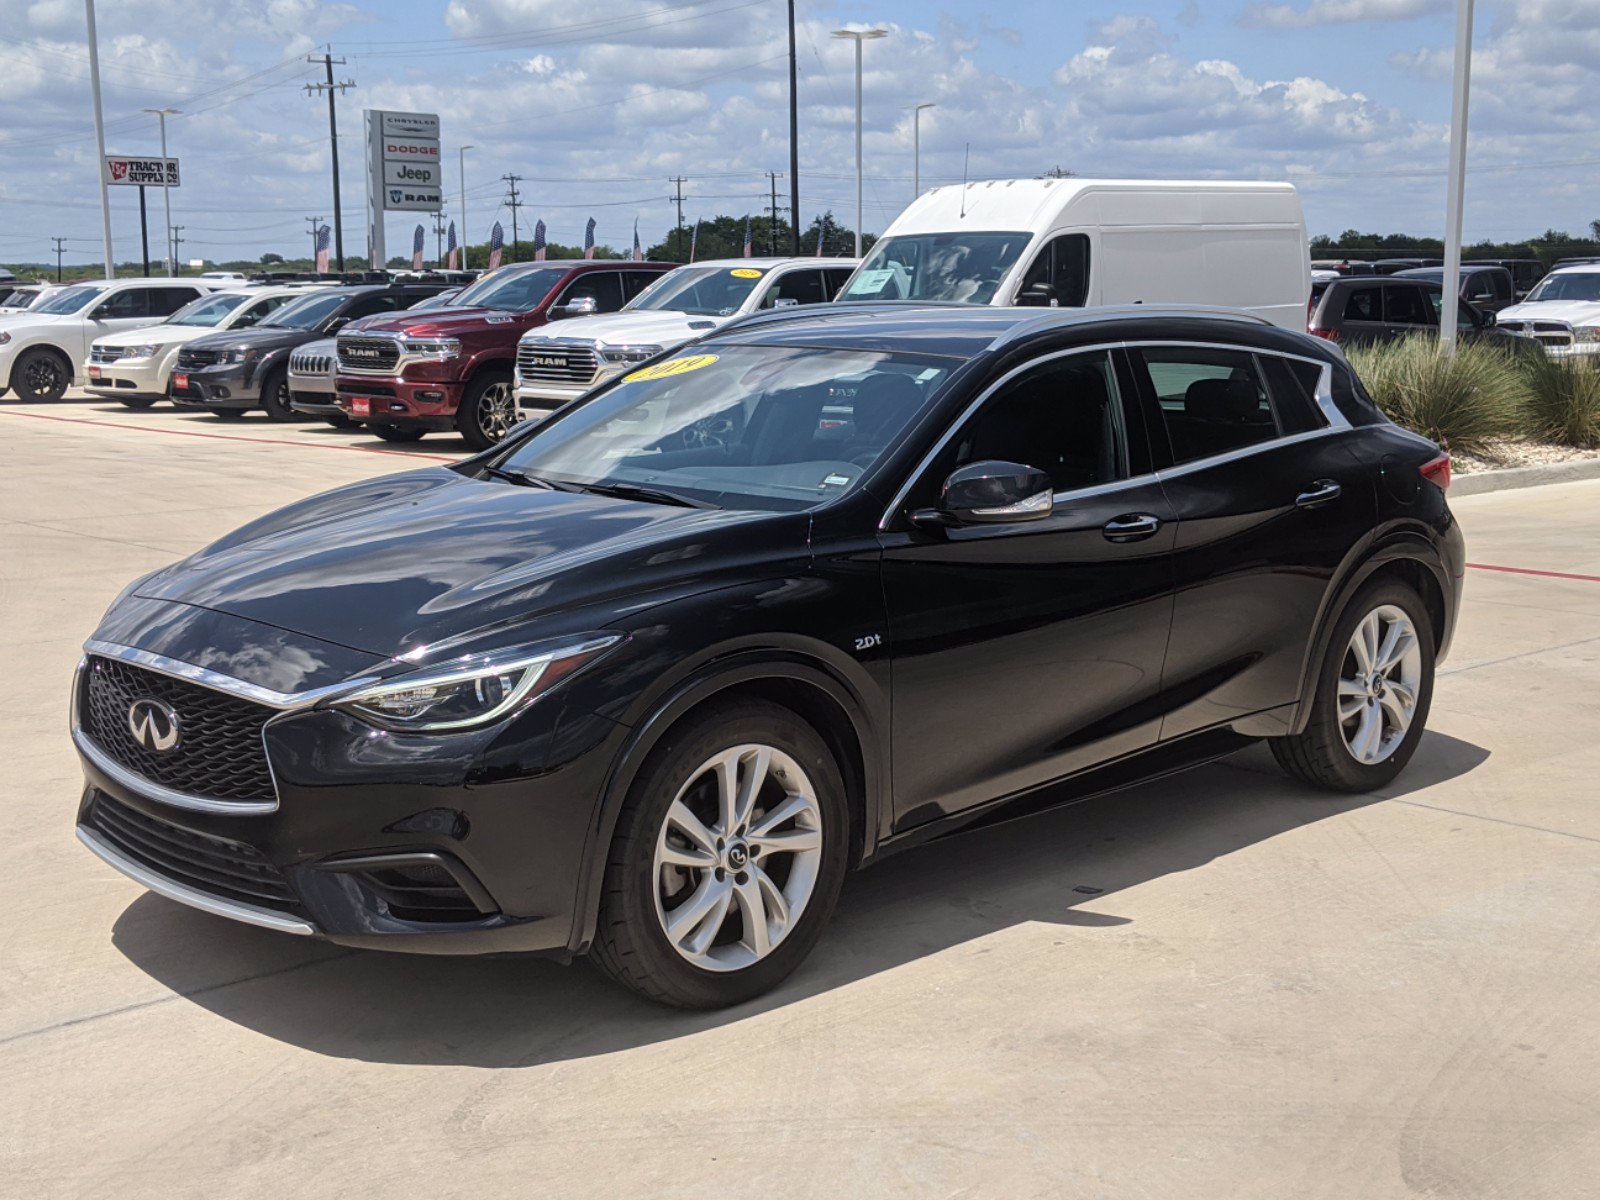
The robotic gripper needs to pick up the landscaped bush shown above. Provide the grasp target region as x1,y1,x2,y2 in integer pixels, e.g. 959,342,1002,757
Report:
1519,355,1600,448
1344,335,1526,453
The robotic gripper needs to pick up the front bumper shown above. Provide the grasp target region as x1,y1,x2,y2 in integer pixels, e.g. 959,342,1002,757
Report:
334,374,465,430
71,647,628,956
85,355,168,399
288,381,342,419
170,362,259,410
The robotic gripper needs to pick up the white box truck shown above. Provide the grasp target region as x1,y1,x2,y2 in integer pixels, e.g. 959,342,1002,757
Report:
836,177,1310,329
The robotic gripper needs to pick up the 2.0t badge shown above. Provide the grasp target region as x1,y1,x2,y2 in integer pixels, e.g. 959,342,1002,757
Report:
126,698,181,754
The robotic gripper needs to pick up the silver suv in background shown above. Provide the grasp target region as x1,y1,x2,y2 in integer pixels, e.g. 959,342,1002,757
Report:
513,258,856,421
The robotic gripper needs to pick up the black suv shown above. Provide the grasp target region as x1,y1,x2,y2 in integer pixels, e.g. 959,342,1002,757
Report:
171,283,450,421
1308,275,1532,352
1394,265,1516,315
73,305,1463,1008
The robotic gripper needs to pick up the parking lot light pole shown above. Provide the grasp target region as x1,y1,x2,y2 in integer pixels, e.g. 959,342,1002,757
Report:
1440,0,1475,357
85,0,114,279
832,27,887,258
911,102,935,200
143,107,179,275
459,145,473,267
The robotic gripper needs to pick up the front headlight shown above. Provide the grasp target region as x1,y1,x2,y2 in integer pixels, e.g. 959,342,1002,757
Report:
332,634,622,732
0,331,11,345
124,343,162,360
598,344,663,365
1574,326,1600,343
402,337,461,360
224,347,260,364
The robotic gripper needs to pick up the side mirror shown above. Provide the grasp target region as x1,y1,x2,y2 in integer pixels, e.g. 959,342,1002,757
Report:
552,295,598,320
88,304,113,320
1017,281,1059,308
913,460,1054,528
1480,309,1496,328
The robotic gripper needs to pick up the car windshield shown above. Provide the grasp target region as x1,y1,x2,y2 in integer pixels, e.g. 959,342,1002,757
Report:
495,345,954,511
626,266,765,316
837,232,1032,304
168,292,251,327
451,267,568,312
262,291,348,329
31,285,108,315
1524,272,1600,303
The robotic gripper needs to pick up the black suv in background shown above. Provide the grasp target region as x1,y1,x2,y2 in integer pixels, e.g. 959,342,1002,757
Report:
73,304,1463,1009
171,283,451,421
1395,265,1516,315
1466,258,1546,298
1308,276,1535,353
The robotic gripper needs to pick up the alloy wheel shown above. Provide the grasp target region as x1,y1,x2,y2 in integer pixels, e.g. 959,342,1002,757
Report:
1338,604,1422,765
23,356,62,398
652,744,824,973
476,381,517,443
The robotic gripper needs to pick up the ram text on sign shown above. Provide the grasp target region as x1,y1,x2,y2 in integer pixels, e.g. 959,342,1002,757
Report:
103,157,181,187
386,187,444,211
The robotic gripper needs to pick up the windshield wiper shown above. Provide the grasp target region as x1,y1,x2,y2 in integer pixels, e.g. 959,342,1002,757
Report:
571,480,717,509
481,464,561,490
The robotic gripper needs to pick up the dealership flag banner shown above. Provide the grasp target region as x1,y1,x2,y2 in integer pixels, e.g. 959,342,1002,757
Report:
315,224,331,274
817,221,825,257
446,221,458,270
743,215,753,258
533,220,546,262
584,217,596,260
633,219,643,262
412,225,426,271
689,218,699,263
488,220,505,270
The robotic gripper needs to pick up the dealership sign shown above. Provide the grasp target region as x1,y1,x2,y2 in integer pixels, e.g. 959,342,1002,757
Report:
103,156,180,187
364,109,443,265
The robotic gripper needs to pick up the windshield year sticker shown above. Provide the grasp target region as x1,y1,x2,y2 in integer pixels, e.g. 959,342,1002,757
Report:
624,353,719,383
729,268,764,279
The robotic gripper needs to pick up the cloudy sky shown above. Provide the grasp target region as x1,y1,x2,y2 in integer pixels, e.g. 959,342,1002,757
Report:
3,0,1597,269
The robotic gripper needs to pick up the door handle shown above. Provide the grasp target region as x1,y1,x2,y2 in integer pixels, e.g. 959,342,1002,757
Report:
1295,480,1342,509
1102,513,1161,542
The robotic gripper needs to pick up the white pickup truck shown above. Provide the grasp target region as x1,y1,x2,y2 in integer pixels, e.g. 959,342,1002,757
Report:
1495,264,1600,357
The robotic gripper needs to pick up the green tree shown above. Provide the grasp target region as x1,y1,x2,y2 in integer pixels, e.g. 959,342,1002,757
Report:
260,252,284,265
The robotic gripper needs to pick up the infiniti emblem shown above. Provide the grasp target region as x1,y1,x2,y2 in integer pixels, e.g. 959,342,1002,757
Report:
127,698,181,754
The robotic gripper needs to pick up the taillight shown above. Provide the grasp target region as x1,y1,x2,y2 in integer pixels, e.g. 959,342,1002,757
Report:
1308,326,1339,342
1419,451,1451,491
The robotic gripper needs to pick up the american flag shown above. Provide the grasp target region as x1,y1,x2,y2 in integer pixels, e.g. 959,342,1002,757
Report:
533,219,546,262
688,218,699,263
583,217,596,260
488,220,505,270
632,219,642,262
816,220,825,257
315,223,331,274
446,221,458,270
743,215,753,258
412,225,425,271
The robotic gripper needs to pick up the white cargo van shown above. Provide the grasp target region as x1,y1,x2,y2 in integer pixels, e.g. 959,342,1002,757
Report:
837,178,1310,329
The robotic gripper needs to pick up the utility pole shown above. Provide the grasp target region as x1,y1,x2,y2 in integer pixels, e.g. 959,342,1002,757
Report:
143,107,179,274
668,176,688,260
764,171,789,256
138,187,151,276
304,51,355,273
170,226,185,273
306,215,324,264
51,237,67,282
85,0,115,279
787,0,800,255
502,174,524,262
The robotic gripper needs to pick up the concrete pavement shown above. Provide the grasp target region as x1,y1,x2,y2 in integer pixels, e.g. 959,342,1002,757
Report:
3,395,1597,1199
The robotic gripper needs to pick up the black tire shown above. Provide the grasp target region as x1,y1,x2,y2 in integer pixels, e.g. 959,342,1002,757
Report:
1271,580,1436,792
258,366,298,422
371,424,426,443
590,700,851,1009
212,408,246,421
9,347,70,402
455,368,516,451
323,413,354,430
118,396,159,410
0,386,10,399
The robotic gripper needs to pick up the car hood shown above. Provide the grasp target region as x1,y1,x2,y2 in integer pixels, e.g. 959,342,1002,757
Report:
93,323,213,348
350,307,533,338
1497,300,1600,325
184,326,316,353
130,467,801,660
0,312,78,335
522,310,726,350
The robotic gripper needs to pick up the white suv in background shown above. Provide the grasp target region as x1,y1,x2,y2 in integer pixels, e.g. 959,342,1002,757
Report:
84,286,327,408
1496,265,1600,357
513,257,857,420
0,277,220,402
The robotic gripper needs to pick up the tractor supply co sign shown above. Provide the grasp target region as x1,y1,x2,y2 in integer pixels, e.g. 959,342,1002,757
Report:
365,110,442,212
103,156,180,187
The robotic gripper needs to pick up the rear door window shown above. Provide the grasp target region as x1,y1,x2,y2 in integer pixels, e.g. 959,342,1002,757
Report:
1258,355,1328,434
1382,285,1432,326
1341,286,1383,325
1132,346,1280,465
152,287,201,316
342,293,405,320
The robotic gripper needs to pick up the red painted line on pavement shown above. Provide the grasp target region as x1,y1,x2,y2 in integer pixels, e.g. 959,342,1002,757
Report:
0,408,460,463
1467,562,1600,584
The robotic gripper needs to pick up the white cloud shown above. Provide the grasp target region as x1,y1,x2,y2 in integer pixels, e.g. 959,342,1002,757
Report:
1239,0,1449,30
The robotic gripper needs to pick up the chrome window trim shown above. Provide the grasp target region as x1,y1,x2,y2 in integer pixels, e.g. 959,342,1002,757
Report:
879,339,1350,530
76,826,316,936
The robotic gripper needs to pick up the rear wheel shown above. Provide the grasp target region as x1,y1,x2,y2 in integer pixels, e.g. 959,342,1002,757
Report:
10,347,70,402
1271,580,1435,791
372,424,426,443
456,369,517,451
117,396,158,410
258,367,298,422
591,701,850,1009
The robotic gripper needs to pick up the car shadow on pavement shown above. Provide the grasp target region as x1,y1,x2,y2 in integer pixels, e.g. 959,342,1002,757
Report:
109,731,1489,1067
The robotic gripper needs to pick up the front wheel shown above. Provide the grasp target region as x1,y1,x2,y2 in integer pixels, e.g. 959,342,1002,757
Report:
590,701,850,1009
258,367,298,422
10,348,70,402
1271,580,1435,791
456,370,517,451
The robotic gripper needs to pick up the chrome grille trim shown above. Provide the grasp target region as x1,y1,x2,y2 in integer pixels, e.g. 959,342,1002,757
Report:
517,339,600,385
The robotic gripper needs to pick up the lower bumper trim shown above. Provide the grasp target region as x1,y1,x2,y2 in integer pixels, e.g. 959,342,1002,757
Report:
77,824,317,936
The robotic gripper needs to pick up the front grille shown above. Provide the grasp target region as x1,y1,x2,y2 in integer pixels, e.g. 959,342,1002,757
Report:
289,351,334,375
82,656,276,804
90,346,128,364
337,336,400,373
177,348,222,369
87,792,303,915
290,388,334,407
517,342,599,385
1500,319,1574,347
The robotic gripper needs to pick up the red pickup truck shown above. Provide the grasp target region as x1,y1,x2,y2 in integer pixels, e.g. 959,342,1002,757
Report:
333,260,675,448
